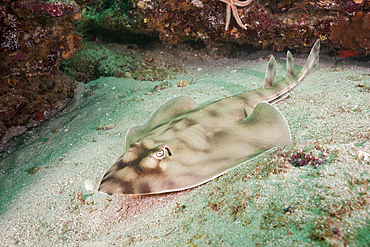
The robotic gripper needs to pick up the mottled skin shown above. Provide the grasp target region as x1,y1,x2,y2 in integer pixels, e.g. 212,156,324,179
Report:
99,40,320,195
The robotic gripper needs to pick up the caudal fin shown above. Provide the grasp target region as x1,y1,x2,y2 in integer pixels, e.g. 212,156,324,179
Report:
300,39,320,76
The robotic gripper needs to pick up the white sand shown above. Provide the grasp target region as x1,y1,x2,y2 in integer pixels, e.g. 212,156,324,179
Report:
0,49,369,246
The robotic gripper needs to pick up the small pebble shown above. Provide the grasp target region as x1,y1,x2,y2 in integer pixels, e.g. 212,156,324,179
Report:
85,179,95,191
358,151,370,162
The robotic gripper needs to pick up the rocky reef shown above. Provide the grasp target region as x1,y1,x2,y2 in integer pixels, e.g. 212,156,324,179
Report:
0,0,83,138
330,10,370,52
80,0,370,53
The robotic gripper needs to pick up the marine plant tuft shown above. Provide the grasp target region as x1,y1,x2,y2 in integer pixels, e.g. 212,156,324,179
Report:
289,147,328,169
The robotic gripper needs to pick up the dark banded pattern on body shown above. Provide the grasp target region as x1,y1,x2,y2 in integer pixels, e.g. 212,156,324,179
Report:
99,40,320,195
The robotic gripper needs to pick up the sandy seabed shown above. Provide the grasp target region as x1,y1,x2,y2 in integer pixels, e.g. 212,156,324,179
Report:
0,45,370,246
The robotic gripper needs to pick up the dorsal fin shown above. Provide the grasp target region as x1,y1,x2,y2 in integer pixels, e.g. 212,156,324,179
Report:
263,56,276,88
286,51,295,79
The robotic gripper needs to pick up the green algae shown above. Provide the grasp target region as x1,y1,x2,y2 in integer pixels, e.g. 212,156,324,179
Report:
60,41,184,82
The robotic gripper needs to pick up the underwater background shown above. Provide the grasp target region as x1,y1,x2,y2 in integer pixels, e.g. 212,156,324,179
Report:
1,0,370,246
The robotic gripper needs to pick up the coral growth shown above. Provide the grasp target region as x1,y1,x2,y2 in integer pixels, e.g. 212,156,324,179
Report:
10,0,81,18
330,11,370,52
79,0,370,52
60,42,183,82
0,0,83,139
289,147,329,169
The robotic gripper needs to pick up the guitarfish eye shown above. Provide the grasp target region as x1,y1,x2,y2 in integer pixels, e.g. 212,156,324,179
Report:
153,146,172,160
155,149,165,159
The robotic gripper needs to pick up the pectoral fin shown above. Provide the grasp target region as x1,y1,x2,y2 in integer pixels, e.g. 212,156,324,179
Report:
210,102,291,173
125,96,198,148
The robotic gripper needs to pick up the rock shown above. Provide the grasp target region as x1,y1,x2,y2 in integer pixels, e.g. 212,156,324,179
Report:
0,0,83,139
330,11,370,52
78,0,370,53
84,179,95,191
1,125,27,144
